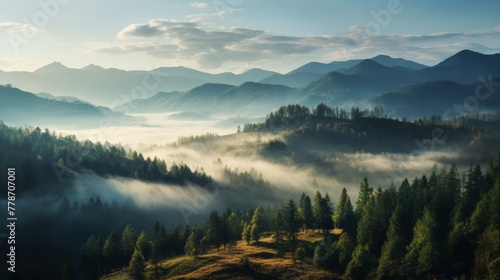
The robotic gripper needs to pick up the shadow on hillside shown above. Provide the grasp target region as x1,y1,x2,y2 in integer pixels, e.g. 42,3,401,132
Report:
246,251,276,259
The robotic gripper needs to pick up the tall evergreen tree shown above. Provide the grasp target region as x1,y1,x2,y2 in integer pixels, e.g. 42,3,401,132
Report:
376,206,406,280
250,206,265,241
284,199,301,264
128,248,145,280
402,208,442,278
303,195,314,233
184,232,199,258
356,176,372,217
241,222,251,245
135,231,151,261
334,188,348,229
332,232,355,273
313,191,323,232
121,224,138,262
272,208,284,255
207,211,222,252
103,230,123,270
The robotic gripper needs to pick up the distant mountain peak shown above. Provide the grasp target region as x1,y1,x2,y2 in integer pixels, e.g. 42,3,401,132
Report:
82,64,105,71
371,55,428,70
346,59,388,74
33,61,68,74
436,49,495,68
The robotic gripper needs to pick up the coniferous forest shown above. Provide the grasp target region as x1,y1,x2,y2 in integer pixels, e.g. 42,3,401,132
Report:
76,154,500,280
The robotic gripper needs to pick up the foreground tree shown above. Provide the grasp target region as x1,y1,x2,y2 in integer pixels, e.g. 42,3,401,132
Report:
129,248,145,280
103,230,123,270
272,208,284,256
121,224,138,262
242,222,251,245
284,200,301,264
251,206,265,240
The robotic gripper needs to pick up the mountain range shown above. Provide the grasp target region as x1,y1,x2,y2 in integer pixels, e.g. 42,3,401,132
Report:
0,85,142,128
1,50,500,121
116,50,500,117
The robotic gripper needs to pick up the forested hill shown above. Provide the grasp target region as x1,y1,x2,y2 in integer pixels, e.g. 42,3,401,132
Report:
97,153,500,280
242,104,500,154
0,121,211,192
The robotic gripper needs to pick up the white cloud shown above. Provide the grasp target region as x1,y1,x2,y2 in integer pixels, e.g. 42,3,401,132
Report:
190,2,210,9
0,22,43,34
89,20,500,72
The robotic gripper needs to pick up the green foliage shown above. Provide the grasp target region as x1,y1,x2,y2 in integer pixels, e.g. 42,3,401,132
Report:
332,232,355,273
314,241,334,268
473,228,500,279
356,176,372,216
250,206,265,242
376,207,406,280
0,122,212,187
59,260,76,280
80,235,103,280
128,248,145,280
284,199,301,264
344,245,377,280
184,232,199,258
135,231,151,260
402,208,442,278
102,230,123,270
334,188,356,235
272,209,284,252
296,247,307,262
242,222,251,245
121,224,138,261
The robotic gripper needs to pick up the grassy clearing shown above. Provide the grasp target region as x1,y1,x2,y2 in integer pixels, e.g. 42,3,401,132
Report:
103,231,341,279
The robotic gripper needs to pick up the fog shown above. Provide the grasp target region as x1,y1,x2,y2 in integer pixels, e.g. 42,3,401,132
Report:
4,110,495,279
57,112,483,203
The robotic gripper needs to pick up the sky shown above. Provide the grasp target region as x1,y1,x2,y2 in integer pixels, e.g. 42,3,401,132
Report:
0,0,499,73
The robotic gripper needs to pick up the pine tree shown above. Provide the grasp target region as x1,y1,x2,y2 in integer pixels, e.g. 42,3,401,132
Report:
334,188,348,229
227,212,243,243
135,231,150,260
303,195,314,233
103,230,123,270
184,232,199,258
344,244,377,280
207,211,221,252
356,176,372,217
313,191,323,232
320,193,334,232
250,206,265,241
376,206,406,280
284,199,301,264
402,208,441,278
332,232,355,273
122,224,138,263
242,222,251,245
272,208,284,255
129,248,145,280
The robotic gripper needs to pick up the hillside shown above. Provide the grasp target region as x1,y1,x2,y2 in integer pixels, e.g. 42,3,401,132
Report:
116,82,297,116
0,64,277,106
0,85,143,128
102,233,341,280
407,49,500,84
374,79,500,118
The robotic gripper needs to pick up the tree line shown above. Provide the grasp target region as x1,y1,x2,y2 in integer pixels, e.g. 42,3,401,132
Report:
0,121,212,189
75,153,500,280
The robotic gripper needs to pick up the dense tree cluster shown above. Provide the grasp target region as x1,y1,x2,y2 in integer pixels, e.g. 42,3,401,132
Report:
77,153,500,280
243,103,385,132
0,121,212,189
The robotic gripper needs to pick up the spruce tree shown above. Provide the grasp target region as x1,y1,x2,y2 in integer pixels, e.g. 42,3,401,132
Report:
129,248,145,280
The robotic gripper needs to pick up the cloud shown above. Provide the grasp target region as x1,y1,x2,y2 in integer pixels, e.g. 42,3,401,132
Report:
0,22,43,34
190,2,210,9
90,20,500,71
